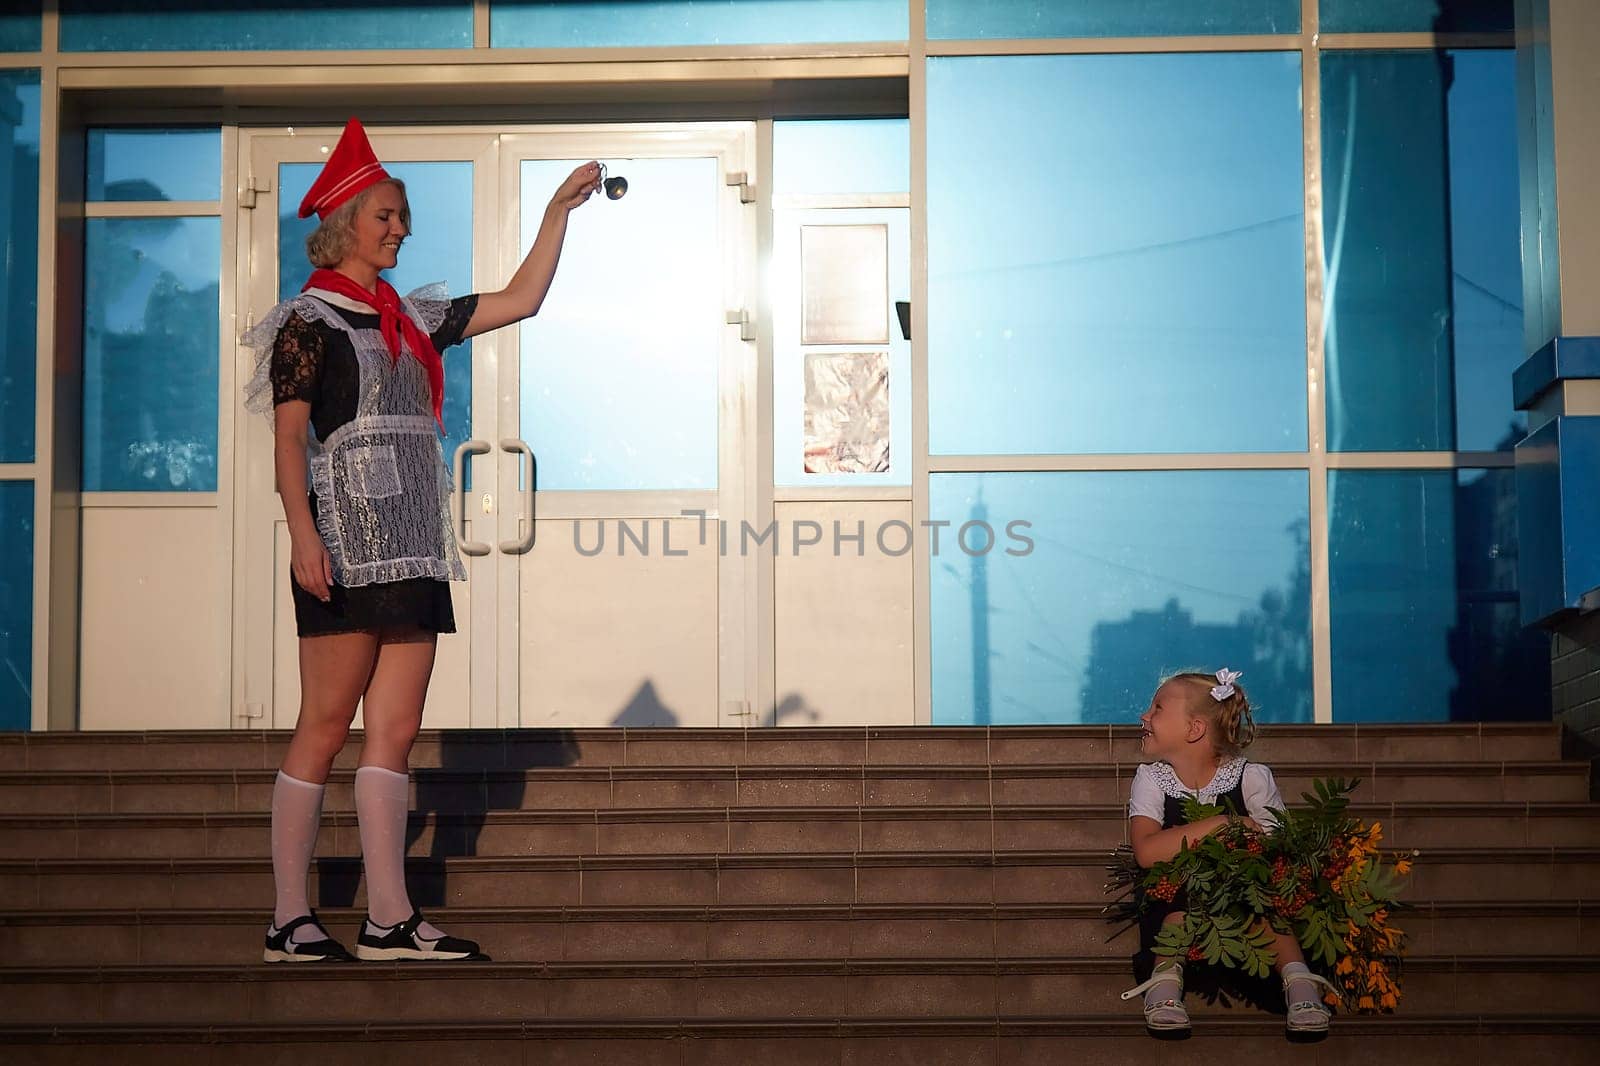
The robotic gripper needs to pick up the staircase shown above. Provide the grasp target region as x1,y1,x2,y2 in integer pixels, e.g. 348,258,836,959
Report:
2,723,1597,1063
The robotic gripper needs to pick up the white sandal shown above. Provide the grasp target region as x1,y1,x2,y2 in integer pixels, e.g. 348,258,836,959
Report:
1283,969,1337,1033
1121,961,1190,1034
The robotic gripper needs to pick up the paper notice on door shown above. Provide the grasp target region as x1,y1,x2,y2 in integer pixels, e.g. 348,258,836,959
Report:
803,351,890,474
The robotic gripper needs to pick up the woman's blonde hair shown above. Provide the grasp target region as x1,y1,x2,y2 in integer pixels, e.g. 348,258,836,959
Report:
304,178,410,269
1166,670,1257,757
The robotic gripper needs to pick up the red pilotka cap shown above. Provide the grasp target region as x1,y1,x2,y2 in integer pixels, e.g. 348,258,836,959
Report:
297,118,391,220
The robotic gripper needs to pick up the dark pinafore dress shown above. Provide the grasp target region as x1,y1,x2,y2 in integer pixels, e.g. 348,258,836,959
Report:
1132,764,1279,1010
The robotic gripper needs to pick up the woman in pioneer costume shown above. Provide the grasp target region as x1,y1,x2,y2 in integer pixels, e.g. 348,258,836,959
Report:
242,118,599,962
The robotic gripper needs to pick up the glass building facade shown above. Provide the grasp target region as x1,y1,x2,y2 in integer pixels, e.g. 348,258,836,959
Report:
0,1,1553,729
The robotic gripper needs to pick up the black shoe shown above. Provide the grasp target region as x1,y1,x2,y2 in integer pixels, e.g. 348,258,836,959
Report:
263,913,355,963
355,911,486,961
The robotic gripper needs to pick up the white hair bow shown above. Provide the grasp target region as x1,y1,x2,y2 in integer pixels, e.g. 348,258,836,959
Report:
1210,668,1242,702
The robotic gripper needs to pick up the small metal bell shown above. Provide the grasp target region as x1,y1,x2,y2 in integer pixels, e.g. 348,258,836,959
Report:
599,163,628,200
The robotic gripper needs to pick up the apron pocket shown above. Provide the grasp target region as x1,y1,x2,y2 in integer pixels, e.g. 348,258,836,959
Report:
343,443,403,499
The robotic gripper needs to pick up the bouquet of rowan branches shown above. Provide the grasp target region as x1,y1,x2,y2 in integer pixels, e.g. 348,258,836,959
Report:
1104,777,1414,1012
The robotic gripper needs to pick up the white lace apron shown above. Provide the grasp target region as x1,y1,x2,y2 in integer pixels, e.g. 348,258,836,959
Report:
242,283,467,588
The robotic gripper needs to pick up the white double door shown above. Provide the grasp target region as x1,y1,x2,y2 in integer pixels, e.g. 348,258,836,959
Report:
235,124,759,730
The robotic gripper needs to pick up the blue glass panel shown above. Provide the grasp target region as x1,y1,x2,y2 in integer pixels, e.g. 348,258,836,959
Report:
927,0,1298,39
519,157,720,490
1322,50,1525,452
0,3,42,52
930,471,1312,726
927,53,1307,455
60,0,474,52
0,481,32,730
773,119,910,196
491,0,907,47
0,71,40,464
1327,469,1549,722
83,217,221,491
1518,0,1559,355
279,160,477,473
1320,0,1513,33
88,128,221,202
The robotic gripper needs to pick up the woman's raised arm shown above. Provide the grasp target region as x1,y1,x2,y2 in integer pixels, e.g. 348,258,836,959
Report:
462,161,601,340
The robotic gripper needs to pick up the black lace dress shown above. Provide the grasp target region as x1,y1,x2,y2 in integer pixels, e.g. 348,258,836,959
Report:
269,294,478,637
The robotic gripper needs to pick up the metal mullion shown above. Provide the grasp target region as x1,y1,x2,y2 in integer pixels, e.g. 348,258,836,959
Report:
928,454,1314,473
1303,0,1334,726
755,117,777,726
84,200,222,218
1318,33,1516,50
473,0,490,49
910,0,931,726
926,35,1305,58
1325,451,1516,469
31,1,60,732
0,465,39,480
52,43,914,69
774,487,913,503
80,492,219,508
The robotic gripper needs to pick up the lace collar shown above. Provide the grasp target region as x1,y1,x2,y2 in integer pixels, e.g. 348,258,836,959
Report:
1145,756,1247,802
302,287,382,315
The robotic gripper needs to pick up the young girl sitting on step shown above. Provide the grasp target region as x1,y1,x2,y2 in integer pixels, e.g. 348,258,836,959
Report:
1121,668,1334,1037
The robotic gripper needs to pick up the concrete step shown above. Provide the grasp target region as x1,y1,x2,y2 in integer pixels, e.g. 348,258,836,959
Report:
3,844,1597,915
2,956,1595,1027
4,1016,1598,1065
0,759,1586,816
6,800,1597,860
0,899,1592,965
0,722,1565,774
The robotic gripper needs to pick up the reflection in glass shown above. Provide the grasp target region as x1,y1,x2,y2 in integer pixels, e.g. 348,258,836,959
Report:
0,4,41,52
88,128,221,202
1322,50,1524,452
927,0,1298,39
279,160,475,476
83,217,220,491
491,0,906,47
1328,469,1549,722
773,119,910,196
1319,0,1512,34
930,471,1312,726
0,71,40,463
927,53,1307,455
60,0,473,51
0,480,32,730
519,157,719,491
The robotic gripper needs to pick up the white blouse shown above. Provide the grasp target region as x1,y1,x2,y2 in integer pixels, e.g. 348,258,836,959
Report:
1127,756,1285,827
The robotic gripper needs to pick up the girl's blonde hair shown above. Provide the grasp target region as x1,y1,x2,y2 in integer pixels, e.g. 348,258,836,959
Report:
1166,670,1257,756
304,178,410,269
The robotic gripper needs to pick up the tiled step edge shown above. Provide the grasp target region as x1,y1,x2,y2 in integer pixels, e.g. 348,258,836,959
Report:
3,1014,1598,1043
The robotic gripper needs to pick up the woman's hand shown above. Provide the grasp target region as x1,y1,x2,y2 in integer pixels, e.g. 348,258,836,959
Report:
290,524,335,603
550,161,602,212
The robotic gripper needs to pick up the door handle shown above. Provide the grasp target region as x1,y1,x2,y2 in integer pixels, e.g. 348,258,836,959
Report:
452,439,492,557
500,438,537,555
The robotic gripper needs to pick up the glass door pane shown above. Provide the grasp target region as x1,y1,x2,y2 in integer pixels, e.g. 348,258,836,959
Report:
505,130,752,729
518,156,720,491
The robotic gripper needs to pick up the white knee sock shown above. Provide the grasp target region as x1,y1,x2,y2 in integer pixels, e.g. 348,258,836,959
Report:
270,770,325,935
354,765,443,937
